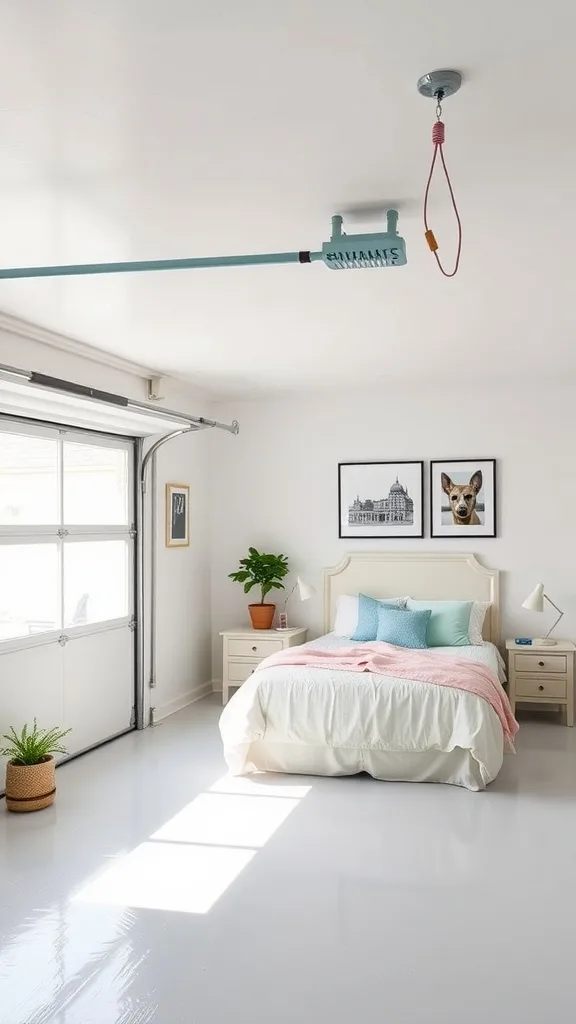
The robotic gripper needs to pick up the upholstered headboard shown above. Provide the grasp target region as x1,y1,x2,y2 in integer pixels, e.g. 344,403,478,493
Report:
323,552,499,645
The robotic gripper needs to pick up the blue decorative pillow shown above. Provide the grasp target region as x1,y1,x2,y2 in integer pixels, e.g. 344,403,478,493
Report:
351,594,404,642
376,605,431,649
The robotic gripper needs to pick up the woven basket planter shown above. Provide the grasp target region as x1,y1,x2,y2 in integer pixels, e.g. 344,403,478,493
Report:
5,755,56,813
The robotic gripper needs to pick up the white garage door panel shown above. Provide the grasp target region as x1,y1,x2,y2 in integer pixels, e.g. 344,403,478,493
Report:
64,627,134,756
1,419,135,761
0,642,63,777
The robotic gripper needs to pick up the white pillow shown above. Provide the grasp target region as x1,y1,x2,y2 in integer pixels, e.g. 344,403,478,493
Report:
469,601,491,644
333,594,407,638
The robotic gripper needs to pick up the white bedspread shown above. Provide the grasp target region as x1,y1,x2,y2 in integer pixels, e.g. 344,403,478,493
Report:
219,635,508,790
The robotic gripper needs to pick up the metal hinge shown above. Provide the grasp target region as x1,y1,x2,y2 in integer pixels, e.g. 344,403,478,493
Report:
148,674,156,689
57,634,69,647
129,705,136,728
58,429,68,435
57,528,69,539
129,523,137,539
149,706,156,727
128,617,137,632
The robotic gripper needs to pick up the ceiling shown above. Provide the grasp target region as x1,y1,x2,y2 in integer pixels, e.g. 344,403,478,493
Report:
0,0,574,397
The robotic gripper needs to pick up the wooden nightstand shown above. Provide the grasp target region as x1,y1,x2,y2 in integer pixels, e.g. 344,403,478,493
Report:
506,640,575,726
220,626,308,705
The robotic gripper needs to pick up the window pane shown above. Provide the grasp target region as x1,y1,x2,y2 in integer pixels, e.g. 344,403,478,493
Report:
64,541,129,626
63,443,129,525
0,545,59,640
0,432,59,525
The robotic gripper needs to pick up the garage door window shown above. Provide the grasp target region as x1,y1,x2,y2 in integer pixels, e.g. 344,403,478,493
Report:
0,543,60,640
63,540,129,626
0,422,133,646
0,431,59,525
63,442,128,525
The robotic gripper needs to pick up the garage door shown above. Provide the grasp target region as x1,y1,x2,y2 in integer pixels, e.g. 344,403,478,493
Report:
0,418,135,767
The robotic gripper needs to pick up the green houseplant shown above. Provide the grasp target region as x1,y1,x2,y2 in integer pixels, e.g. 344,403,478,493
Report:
1,720,71,813
229,547,289,629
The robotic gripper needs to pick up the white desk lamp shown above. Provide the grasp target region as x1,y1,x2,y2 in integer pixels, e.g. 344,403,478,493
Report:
522,583,564,646
277,576,315,630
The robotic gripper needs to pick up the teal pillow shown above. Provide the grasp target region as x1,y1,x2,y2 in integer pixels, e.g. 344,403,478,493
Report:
406,599,473,647
376,606,431,649
351,594,403,642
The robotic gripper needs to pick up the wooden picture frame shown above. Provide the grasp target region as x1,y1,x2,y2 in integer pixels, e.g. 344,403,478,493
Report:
338,461,424,539
166,483,190,547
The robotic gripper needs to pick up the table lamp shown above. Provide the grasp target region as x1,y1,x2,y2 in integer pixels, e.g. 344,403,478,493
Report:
521,583,564,646
277,576,315,630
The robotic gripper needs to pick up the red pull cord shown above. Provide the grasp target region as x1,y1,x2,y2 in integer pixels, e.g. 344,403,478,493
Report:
423,120,462,277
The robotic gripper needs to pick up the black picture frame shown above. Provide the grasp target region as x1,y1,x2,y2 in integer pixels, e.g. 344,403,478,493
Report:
430,459,497,538
338,461,425,539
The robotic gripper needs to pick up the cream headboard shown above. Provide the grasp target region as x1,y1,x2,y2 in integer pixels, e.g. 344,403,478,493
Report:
323,552,499,645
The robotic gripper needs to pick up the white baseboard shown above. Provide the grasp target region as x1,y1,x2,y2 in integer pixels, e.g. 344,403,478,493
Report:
155,681,214,721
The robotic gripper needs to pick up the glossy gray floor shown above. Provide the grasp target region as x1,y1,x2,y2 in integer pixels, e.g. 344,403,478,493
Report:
1,697,576,1024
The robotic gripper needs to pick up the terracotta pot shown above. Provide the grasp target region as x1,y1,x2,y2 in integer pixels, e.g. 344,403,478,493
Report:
249,603,276,630
5,755,56,813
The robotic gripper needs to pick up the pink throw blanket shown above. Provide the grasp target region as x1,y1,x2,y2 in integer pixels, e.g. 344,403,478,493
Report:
259,643,519,745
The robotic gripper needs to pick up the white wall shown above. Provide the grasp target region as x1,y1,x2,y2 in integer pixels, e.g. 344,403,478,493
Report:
209,382,576,681
152,430,211,718
5,316,574,704
0,317,216,720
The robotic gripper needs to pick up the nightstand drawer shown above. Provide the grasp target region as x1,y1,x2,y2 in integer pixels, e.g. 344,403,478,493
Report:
515,676,567,699
227,660,262,683
514,654,567,674
228,638,282,658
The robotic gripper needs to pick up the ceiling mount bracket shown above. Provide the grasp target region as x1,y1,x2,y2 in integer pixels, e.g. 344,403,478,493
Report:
417,69,462,101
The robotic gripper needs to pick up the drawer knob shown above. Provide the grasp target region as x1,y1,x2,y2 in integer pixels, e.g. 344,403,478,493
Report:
539,685,544,691
251,645,257,651
538,661,544,667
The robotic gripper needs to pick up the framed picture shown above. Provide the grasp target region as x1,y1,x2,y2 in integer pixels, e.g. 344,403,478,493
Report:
430,459,496,538
166,483,190,547
338,461,424,539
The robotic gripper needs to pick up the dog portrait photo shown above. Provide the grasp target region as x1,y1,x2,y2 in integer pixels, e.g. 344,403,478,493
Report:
430,460,496,537
338,461,424,538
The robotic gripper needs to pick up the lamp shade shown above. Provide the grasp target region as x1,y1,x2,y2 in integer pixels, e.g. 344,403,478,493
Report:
296,576,315,602
522,583,545,612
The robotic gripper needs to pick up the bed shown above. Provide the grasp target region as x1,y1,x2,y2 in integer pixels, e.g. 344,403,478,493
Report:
219,552,510,791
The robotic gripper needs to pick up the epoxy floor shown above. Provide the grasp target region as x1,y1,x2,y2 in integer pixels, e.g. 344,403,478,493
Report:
1,697,576,1024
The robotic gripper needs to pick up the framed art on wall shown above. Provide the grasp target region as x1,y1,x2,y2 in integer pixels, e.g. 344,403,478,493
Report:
166,483,190,547
430,459,496,538
338,461,424,539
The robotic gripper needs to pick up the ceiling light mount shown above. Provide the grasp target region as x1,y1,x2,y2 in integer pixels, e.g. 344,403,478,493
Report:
417,69,462,101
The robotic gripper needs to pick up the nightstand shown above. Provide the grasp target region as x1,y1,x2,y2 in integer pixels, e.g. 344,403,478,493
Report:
220,626,308,705
506,640,575,726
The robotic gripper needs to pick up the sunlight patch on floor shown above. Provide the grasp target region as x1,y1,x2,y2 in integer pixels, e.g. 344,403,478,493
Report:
151,792,301,848
73,773,311,914
74,841,256,914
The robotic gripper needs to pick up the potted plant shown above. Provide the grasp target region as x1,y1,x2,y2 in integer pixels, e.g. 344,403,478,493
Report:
229,547,289,629
1,720,71,813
